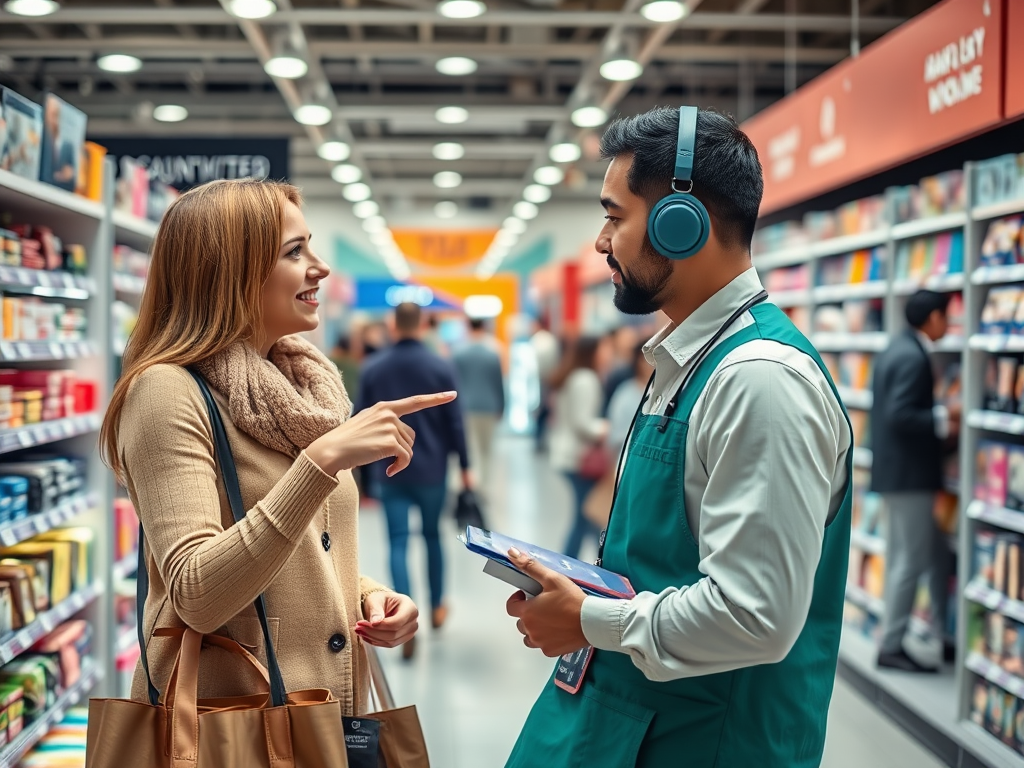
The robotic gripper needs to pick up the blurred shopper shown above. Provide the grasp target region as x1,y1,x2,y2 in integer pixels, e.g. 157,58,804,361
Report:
329,336,361,404
871,290,959,673
357,302,471,659
601,326,639,414
423,313,448,358
607,342,654,459
452,317,505,495
530,317,560,452
102,179,448,711
503,106,853,768
549,337,608,559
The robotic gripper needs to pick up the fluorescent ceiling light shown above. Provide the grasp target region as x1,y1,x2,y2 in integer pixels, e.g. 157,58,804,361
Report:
513,201,539,220
342,183,372,202
496,230,518,247
228,0,277,19
523,184,552,204
437,0,485,19
294,104,332,126
434,171,463,189
435,201,459,219
352,200,379,219
571,106,608,128
600,58,644,82
153,104,188,123
432,142,465,161
370,230,393,246
435,106,469,125
97,54,142,73
503,217,527,234
436,57,478,76
3,0,59,16
264,55,308,80
464,295,503,318
640,0,687,22
549,143,582,164
362,216,387,233
533,166,564,186
318,141,351,162
331,164,362,184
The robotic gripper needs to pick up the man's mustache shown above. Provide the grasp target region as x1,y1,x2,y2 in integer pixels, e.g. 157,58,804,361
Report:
606,254,622,272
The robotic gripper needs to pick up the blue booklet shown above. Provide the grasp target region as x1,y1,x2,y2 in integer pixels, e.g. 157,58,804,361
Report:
462,526,635,599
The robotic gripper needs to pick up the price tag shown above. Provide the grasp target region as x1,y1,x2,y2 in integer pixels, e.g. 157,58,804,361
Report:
17,430,33,448
16,343,30,359
40,614,54,633
32,516,47,534
62,273,75,289
36,272,51,288
16,629,32,648
0,530,15,547
49,342,63,359
0,267,11,284
0,343,13,360
61,420,76,438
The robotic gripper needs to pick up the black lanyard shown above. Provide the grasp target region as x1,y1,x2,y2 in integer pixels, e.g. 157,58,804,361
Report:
595,290,769,567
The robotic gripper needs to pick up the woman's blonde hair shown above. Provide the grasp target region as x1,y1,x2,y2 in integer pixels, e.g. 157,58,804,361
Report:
101,177,302,480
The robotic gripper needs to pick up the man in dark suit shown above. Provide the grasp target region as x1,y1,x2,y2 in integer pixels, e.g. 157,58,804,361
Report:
357,302,472,659
871,290,960,672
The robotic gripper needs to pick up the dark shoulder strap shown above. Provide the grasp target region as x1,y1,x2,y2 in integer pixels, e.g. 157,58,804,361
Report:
136,368,287,708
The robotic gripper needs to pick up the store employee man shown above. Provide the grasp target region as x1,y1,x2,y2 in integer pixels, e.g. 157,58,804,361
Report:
503,106,853,768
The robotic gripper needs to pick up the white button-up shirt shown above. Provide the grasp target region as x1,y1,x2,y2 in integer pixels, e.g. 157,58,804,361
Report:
580,267,852,681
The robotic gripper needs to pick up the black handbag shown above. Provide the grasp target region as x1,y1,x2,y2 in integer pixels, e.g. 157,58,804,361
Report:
454,489,485,530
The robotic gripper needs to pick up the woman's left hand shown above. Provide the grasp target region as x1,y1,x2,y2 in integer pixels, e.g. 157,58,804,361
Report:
356,592,419,648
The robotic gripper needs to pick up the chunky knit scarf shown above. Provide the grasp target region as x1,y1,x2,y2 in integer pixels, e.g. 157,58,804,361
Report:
196,336,352,457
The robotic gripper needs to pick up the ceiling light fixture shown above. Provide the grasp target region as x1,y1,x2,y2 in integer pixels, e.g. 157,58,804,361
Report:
370,230,393,246
264,53,308,80
153,104,188,123
600,58,644,82
435,106,469,125
436,57,478,76
640,0,687,22
317,141,351,162
331,164,363,184
342,183,372,202
97,54,142,73
228,0,277,19
3,0,59,16
571,106,608,128
495,230,519,247
503,216,527,234
513,201,539,220
533,166,564,186
437,0,485,19
293,103,332,126
434,171,463,189
432,142,465,161
549,143,582,164
352,200,380,219
523,184,552,204
362,216,387,233
435,201,459,219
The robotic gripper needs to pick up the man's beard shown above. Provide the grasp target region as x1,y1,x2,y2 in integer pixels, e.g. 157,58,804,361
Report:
608,238,673,315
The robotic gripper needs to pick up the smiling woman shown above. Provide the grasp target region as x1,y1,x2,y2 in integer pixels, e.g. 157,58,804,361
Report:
98,178,453,716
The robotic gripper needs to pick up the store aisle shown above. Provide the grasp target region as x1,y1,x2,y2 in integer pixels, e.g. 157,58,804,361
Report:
357,435,944,768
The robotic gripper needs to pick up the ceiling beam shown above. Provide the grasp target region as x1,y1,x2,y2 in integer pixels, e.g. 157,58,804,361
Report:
293,176,603,198
0,8,905,33
708,0,771,44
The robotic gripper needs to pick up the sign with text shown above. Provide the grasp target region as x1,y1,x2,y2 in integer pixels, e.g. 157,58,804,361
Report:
391,229,498,269
1005,0,1024,120
742,0,1004,214
88,136,290,191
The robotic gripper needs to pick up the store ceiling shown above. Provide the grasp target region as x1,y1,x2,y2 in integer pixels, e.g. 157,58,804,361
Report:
0,0,940,219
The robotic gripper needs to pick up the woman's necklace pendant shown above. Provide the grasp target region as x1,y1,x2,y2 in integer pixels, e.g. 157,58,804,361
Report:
321,531,332,552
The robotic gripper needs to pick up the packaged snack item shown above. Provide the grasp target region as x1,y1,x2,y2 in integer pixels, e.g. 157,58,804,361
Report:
0,683,24,742
0,566,36,627
976,529,998,587
0,659,48,719
990,444,1010,507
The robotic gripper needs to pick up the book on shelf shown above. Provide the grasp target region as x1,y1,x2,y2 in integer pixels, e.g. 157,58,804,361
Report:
0,89,42,182
39,94,86,194
980,217,1023,267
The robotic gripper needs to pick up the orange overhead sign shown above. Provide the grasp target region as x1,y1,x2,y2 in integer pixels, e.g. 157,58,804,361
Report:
1006,0,1024,119
743,0,1004,215
391,229,498,269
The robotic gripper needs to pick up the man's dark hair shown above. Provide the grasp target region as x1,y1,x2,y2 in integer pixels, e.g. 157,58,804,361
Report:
599,106,764,251
905,290,950,329
468,317,486,332
395,302,422,334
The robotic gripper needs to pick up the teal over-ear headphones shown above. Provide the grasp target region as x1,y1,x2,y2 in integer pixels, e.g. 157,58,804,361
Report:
646,105,711,260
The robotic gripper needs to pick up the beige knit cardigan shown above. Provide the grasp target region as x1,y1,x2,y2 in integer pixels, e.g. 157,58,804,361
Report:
120,363,389,715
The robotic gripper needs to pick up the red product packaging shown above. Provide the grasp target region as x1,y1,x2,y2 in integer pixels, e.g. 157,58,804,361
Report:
72,381,96,414
990,444,1010,508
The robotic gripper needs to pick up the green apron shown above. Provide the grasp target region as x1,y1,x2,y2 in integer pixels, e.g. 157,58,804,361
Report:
506,303,852,768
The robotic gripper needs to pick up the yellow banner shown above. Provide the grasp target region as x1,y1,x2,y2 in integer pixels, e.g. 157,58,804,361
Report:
392,229,498,268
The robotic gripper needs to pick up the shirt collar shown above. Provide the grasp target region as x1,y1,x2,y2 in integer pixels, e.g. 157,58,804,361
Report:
914,329,935,352
643,267,765,369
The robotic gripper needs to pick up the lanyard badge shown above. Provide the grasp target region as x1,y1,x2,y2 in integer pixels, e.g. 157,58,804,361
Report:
554,646,595,695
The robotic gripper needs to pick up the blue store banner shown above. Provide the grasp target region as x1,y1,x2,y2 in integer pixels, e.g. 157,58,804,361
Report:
353,279,461,311
88,136,290,191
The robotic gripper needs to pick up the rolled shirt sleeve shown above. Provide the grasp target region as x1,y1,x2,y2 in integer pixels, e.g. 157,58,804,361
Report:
581,355,845,681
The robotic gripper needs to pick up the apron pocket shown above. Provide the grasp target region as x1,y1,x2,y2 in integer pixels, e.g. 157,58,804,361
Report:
577,687,654,768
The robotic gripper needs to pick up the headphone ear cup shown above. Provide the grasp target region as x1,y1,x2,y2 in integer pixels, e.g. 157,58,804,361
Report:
647,194,711,260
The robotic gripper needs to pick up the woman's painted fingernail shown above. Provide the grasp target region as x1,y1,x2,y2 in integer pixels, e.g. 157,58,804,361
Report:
509,547,521,558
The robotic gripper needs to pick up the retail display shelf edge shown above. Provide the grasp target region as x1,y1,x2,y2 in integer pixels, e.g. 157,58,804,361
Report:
964,579,1024,624
0,580,103,666
812,281,888,303
0,492,95,548
850,529,885,555
0,657,100,768
112,210,159,241
966,500,1024,536
845,583,884,616
966,410,1024,435
890,212,969,241
753,246,811,272
811,332,888,352
965,651,1024,700
0,169,104,222
112,273,146,296
767,289,810,309
972,264,1024,286
0,340,97,364
973,199,1024,223
0,266,94,299
0,413,101,456
969,335,1024,353
935,335,966,353
837,387,873,410
893,273,967,295
113,551,138,582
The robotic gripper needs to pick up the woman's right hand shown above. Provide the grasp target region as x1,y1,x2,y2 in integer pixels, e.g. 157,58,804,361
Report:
306,391,457,477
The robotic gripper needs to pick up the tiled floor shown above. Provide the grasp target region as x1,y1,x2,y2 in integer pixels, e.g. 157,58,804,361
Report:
358,435,945,768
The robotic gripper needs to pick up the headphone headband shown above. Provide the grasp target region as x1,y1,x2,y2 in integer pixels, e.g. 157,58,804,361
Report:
674,105,698,184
